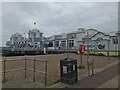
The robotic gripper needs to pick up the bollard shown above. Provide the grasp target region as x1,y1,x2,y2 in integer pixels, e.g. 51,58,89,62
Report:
44,61,47,86
91,59,94,75
24,58,27,78
3,60,6,82
33,59,36,82
87,60,90,76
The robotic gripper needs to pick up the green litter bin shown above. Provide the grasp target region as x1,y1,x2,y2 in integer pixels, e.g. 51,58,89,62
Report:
60,58,78,84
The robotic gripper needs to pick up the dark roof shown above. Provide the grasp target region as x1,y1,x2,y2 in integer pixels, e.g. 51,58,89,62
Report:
91,32,109,38
85,29,99,32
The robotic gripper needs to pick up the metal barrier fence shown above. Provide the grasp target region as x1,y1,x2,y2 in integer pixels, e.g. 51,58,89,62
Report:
1,58,48,86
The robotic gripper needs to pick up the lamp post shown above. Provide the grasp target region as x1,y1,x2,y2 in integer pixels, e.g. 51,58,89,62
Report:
107,39,110,60
117,31,120,58
87,32,89,60
67,34,69,58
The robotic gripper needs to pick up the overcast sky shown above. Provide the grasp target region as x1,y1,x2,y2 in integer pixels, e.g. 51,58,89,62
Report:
2,2,118,46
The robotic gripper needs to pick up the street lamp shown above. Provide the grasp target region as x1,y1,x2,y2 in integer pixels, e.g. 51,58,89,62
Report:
107,39,110,60
67,34,69,58
87,32,89,60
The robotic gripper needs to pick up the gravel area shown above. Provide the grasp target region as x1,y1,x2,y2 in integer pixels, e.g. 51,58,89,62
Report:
2,53,118,85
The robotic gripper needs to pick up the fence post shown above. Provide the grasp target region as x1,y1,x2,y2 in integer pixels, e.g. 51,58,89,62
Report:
44,61,47,86
33,59,36,82
92,59,94,75
87,60,90,76
24,58,26,78
3,60,6,82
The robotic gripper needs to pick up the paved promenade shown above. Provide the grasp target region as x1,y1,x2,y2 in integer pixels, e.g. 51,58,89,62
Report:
48,60,119,88
68,64,118,88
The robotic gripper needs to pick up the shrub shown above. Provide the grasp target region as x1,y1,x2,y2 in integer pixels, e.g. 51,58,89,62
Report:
77,65,85,69
97,53,105,56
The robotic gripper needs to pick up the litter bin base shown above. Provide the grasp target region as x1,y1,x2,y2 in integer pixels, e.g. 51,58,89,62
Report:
61,77,78,84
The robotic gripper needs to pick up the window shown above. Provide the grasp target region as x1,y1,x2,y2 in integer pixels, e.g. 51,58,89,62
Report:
25,41,27,44
28,33,30,37
112,38,118,44
15,37,17,40
49,42,53,47
68,40,74,47
35,46,37,48
55,41,59,47
39,34,42,37
33,33,36,37
61,41,66,48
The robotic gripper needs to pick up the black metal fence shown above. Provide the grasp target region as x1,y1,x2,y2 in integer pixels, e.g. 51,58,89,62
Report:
2,49,78,56
1,58,48,86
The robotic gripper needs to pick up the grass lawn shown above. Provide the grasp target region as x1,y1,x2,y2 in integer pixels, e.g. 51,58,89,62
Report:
80,51,119,56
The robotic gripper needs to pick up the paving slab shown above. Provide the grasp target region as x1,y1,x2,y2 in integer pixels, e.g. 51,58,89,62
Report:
68,64,118,88
98,76,118,88
48,60,118,88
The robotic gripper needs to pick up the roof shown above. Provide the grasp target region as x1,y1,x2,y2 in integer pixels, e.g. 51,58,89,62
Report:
47,28,117,40
12,33,22,37
85,28,99,32
29,28,43,34
83,34,92,39
105,31,117,36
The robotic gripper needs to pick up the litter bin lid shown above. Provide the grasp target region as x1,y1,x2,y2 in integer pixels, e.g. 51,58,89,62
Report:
61,58,76,61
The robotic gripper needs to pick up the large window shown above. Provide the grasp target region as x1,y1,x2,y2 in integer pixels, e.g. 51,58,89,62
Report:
55,41,59,47
68,40,74,47
61,41,66,48
112,37,118,44
39,34,42,37
48,42,53,47
33,33,36,37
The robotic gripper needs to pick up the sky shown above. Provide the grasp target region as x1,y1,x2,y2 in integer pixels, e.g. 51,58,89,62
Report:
1,2,118,47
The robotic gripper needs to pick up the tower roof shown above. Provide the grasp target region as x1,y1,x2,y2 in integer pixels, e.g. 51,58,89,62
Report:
29,28,43,34
12,33,22,37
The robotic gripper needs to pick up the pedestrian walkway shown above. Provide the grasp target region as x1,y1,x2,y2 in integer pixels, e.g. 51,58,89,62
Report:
68,64,118,88
98,76,118,88
48,61,118,88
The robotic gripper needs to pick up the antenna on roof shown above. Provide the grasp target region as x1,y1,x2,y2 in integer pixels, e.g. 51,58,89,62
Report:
34,22,37,29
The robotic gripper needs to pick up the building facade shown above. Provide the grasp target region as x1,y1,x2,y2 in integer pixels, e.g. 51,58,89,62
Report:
6,28,119,51
6,28,46,51
47,28,118,51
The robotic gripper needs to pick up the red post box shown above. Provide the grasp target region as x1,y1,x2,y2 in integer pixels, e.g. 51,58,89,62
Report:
79,44,85,55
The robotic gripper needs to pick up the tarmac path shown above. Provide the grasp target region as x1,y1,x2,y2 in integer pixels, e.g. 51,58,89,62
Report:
68,64,118,88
